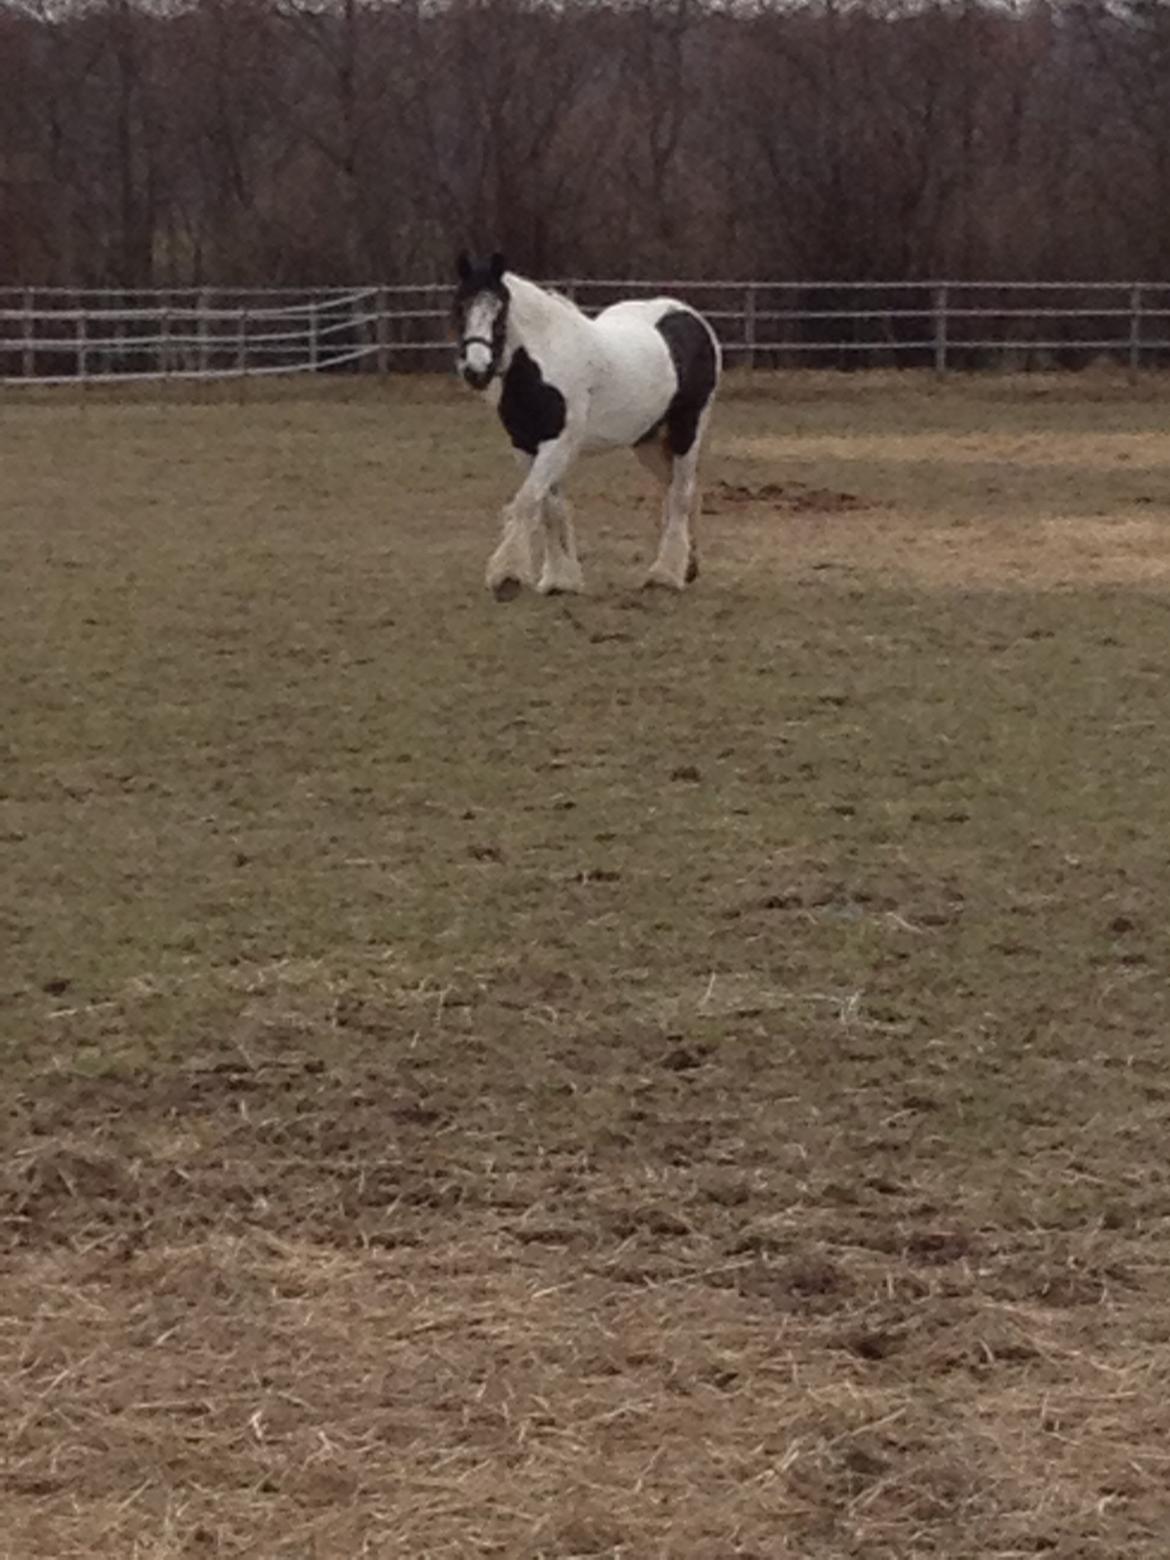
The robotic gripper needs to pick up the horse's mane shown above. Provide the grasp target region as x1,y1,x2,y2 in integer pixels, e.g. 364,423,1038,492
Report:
507,273,587,323
543,284,587,318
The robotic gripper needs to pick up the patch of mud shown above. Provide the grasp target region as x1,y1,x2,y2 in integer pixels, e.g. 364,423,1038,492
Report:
709,478,870,515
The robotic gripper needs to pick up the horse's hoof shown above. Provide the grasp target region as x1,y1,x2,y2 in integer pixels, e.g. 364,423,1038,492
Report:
537,575,585,597
492,577,523,602
642,569,685,592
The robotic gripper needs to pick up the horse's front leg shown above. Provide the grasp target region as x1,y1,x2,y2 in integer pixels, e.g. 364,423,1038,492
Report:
486,432,582,601
537,486,585,596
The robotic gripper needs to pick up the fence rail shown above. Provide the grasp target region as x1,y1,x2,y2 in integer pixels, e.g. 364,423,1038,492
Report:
4,280,1170,383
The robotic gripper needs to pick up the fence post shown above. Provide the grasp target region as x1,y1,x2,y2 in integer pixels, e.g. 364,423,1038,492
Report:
744,282,757,371
22,287,34,379
76,306,88,383
198,286,211,374
236,306,248,375
375,286,389,375
161,298,171,379
1128,284,1143,376
932,284,948,374
308,302,319,372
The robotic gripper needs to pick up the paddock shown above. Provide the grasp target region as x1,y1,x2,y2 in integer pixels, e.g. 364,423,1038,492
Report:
3,369,1170,1557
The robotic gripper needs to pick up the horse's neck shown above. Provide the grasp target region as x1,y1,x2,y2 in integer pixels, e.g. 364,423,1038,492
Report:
505,274,583,358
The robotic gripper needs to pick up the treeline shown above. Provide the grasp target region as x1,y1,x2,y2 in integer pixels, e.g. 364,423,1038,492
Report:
1,0,1169,288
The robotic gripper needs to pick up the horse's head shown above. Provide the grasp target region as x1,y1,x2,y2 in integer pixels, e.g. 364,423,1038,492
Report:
453,251,509,390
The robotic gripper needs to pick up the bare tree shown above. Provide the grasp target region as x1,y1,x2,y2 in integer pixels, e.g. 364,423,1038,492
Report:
0,0,1162,289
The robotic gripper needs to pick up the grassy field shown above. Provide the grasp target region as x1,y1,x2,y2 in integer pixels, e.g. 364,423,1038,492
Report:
3,369,1170,1557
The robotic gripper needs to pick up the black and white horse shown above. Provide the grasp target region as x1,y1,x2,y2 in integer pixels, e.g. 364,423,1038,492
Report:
452,252,721,598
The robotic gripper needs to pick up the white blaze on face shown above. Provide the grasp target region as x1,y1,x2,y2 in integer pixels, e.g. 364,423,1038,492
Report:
461,293,501,378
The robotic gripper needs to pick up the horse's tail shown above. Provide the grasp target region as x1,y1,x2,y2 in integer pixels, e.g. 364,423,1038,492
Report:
684,303,722,384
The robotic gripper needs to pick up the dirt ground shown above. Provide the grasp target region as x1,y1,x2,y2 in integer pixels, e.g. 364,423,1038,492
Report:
3,369,1170,1557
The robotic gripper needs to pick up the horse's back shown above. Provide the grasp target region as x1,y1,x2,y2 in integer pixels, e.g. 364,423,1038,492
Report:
597,296,717,344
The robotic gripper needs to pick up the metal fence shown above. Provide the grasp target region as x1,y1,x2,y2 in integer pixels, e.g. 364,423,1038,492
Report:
4,280,1170,383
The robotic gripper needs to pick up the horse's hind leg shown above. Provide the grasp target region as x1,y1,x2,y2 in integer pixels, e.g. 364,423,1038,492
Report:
636,429,700,591
537,485,585,595
633,435,674,576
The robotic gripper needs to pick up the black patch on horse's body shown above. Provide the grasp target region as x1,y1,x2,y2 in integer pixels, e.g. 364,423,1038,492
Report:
499,347,567,454
638,308,718,456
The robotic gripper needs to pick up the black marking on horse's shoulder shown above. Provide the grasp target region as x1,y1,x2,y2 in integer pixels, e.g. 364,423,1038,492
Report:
499,347,566,454
652,309,718,457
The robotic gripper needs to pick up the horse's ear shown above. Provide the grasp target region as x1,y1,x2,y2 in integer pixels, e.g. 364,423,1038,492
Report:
489,251,506,283
456,250,472,283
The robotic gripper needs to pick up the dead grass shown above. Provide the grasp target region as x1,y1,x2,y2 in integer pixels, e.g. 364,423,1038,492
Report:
6,1227,1170,1558
3,368,1170,1556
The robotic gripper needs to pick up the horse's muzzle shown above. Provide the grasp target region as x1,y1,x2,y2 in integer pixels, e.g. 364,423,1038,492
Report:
461,362,494,391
